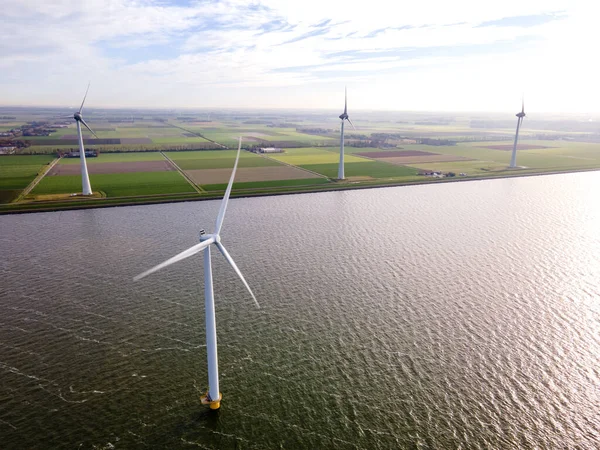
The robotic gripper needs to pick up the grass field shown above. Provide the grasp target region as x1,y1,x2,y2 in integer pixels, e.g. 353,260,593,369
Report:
267,147,369,165
180,126,336,148
168,150,281,169
202,177,331,192
300,161,420,178
185,165,321,184
165,150,246,160
399,140,600,173
0,155,55,203
58,152,166,164
32,171,194,197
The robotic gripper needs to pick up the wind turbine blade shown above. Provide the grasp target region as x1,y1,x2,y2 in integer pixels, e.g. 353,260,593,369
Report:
215,242,260,308
80,118,98,139
79,82,91,113
133,239,213,281
214,137,241,235
344,86,347,114
347,118,356,131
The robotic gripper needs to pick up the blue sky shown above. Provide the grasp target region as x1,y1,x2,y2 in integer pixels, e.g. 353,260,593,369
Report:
1,0,597,112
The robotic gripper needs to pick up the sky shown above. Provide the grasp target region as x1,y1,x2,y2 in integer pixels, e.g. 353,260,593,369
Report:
2,0,598,113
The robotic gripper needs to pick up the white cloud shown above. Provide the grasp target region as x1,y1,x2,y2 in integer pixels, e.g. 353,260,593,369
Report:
1,0,598,112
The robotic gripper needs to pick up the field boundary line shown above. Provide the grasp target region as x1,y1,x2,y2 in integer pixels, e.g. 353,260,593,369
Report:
161,151,205,194
16,156,61,202
259,153,330,179
166,122,228,149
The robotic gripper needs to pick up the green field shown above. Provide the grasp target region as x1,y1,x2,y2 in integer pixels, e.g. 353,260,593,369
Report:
300,161,420,178
202,177,331,192
32,172,194,197
167,150,281,169
179,126,336,148
59,152,166,164
3,108,600,213
395,140,600,173
267,147,369,165
0,155,55,202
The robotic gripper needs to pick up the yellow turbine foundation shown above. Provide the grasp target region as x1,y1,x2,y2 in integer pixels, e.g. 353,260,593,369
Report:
201,392,222,410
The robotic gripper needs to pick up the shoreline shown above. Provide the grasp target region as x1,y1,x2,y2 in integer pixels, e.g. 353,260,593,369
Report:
1,167,599,215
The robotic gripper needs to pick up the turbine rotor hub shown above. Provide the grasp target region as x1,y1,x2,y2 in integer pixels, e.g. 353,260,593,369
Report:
339,113,348,120
74,112,82,121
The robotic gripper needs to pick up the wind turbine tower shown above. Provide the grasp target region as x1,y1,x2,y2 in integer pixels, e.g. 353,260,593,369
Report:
338,87,355,180
509,98,526,168
72,84,98,195
134,137,258,410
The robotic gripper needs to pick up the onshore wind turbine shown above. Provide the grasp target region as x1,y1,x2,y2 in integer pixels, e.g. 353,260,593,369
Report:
134,137,258,410
70,84,98,195
338,87,355,180
509,97,526,168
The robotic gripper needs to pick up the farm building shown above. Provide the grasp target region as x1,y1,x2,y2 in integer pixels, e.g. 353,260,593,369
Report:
67,150,98,158
258,147,284,153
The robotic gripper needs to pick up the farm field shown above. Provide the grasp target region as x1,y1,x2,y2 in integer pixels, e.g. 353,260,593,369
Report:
300,161,420,179
167,150,282,169
3,106,600,213
202,177,331,192
31,172,194,197
179,125,336,147
49,160,174,175
267,147,369,165
168,149,327,189
403,140,600,173
186,165,322,185
0,155,55,203
58,152,166,164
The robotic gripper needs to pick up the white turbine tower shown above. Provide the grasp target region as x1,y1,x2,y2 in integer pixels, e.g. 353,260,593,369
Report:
509,97,526,168
338,87,356,180
72,84,98,195
134,137,258,410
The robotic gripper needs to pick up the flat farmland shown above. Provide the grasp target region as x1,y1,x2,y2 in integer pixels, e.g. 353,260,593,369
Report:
480,144,553,151
59,152,166,164
428,140,600,170
300,161,420,179
167,150,281,169
355,149,471,165
0,155,55,203
267,147,369,165
49,160,173,175
406,160,509,175
186,166,322,185
181,126,336,147
355,150,439,158
376,154,471,164
202,177,331,192
32,172,194,197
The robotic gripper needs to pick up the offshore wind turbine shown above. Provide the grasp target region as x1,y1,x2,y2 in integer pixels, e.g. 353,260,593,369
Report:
338,87,356,180
509,97,526,168
66,84,98,195
134,137,258,410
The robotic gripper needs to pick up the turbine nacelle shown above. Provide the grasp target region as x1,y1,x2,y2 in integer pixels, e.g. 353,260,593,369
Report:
516,112,526,118
74,112,82,122
339,112,348,121
199,232,220,244
199,232,215,243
